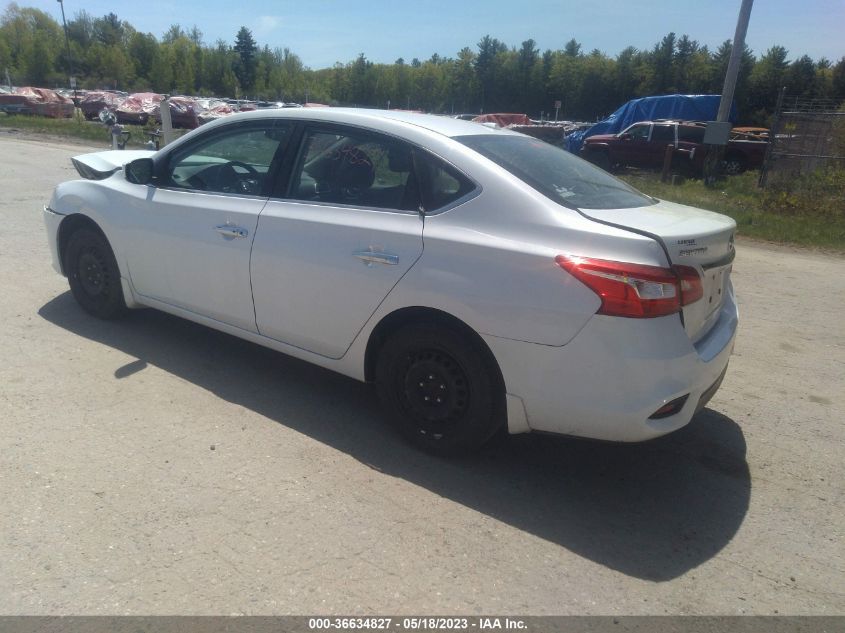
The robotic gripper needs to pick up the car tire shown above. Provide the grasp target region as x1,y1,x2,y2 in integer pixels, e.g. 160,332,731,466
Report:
721,154,746,175
64,228,127,320
375,323,505,455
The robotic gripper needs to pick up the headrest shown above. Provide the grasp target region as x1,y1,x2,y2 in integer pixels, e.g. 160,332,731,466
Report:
333,146,375,189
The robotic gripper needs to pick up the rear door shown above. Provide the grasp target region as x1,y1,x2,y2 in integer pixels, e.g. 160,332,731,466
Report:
250,124,424,358
677,125,706,168
645,124,676,167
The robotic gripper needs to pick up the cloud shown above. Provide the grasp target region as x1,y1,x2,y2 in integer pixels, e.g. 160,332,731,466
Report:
255,15,282,34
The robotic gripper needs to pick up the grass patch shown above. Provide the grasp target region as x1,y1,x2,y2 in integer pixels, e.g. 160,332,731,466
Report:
0,110,187,148
619,170,845,251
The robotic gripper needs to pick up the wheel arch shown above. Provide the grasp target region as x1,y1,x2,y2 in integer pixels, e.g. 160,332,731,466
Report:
57,214,108,276
363,306,504,393
582,143,611,156
724,148,747,160
581,145,614,170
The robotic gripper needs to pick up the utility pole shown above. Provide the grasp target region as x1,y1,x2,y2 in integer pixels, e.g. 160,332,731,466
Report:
56,1,74,89
704,0,754,186
56,0,79,121
718,0,754,123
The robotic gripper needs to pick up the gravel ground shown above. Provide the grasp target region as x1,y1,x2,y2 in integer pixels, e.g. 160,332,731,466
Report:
0,136,843,615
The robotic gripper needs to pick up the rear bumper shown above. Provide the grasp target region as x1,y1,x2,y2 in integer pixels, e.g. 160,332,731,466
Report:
485,283,738,442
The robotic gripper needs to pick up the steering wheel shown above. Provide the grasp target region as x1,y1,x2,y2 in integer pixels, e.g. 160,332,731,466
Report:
217,160,260,193
226,160,259,175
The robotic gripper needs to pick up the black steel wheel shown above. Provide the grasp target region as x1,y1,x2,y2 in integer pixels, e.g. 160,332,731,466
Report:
63,228,126,320
721,154,746,175
376,323,504,455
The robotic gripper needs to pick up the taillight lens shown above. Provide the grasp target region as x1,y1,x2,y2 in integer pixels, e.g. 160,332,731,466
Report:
556,255,702,318
674,264,704,305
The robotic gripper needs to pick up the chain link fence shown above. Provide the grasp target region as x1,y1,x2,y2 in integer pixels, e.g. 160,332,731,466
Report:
759,94,845,187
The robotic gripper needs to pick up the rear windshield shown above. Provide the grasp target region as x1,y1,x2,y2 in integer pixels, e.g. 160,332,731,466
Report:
456,135,656,210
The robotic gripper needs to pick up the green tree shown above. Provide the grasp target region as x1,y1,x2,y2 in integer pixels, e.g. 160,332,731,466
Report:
711,39,755,114
1,4,62,84
93,13,124,47
673,35,700,92
516,39,539,112
26,34,51,84
831,57,845,102
128,31,158,87
563,38,581,58
784,54,819,99
67,10,93,48
149,43,175,92
748,45,789,121
613,46,640,104
233,26,257,92
161,24,185,44
475,35,507,111
651,32,676,93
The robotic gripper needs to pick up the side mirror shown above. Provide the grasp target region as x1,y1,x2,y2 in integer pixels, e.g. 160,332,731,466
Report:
619,133,632,140
125,158,154,185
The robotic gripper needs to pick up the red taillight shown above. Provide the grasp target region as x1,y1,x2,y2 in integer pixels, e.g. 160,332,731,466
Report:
555,255,702,318
674,264,704,305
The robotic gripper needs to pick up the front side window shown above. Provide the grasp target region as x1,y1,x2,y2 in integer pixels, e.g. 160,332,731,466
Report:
624,124,651,140
167,123,291,195
289,129,420,211
456,134,655,210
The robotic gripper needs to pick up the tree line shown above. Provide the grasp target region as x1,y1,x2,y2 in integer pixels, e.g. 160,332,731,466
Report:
2,2,843,125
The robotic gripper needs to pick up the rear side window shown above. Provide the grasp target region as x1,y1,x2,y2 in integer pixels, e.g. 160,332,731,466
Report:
651,125,674,142
456,134,655,210
414,151,476,212
678,126,706,143
289,128,420,211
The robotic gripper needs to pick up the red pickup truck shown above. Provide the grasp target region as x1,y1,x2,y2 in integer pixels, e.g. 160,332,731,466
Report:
580,120,768,175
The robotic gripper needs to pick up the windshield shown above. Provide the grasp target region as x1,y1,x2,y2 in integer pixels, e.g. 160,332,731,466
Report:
456,134,656,210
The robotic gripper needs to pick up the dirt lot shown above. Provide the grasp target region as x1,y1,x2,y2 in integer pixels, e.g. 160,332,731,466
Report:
0,136,843,615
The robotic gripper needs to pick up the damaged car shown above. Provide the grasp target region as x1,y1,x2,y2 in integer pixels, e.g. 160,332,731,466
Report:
44,108,738,454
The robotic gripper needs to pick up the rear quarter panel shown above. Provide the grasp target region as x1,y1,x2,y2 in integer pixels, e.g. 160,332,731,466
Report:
368,157,668,347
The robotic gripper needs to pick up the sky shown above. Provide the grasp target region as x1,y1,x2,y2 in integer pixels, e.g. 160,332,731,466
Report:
25,0,845,68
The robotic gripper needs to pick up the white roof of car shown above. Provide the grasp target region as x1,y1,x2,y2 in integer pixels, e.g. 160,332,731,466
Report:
221,107,517,139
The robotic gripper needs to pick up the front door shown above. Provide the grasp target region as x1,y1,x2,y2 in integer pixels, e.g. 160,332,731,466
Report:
124,120,293,332
616,123,652,167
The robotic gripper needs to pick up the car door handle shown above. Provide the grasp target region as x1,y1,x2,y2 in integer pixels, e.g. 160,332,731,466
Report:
215,225,248,239
353,251,399,266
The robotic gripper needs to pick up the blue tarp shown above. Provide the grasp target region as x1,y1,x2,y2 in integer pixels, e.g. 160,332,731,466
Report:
566,94,737,153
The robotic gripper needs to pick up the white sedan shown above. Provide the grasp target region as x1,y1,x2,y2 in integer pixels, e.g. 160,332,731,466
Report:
44,108,738,454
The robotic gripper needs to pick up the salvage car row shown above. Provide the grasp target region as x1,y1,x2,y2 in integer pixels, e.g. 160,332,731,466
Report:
0,86,323,128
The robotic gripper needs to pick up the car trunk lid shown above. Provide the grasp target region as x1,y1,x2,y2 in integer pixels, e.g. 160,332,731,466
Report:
577,199,736,343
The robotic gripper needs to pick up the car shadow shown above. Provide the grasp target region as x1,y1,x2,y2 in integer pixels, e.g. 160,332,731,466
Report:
39,293,751,582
